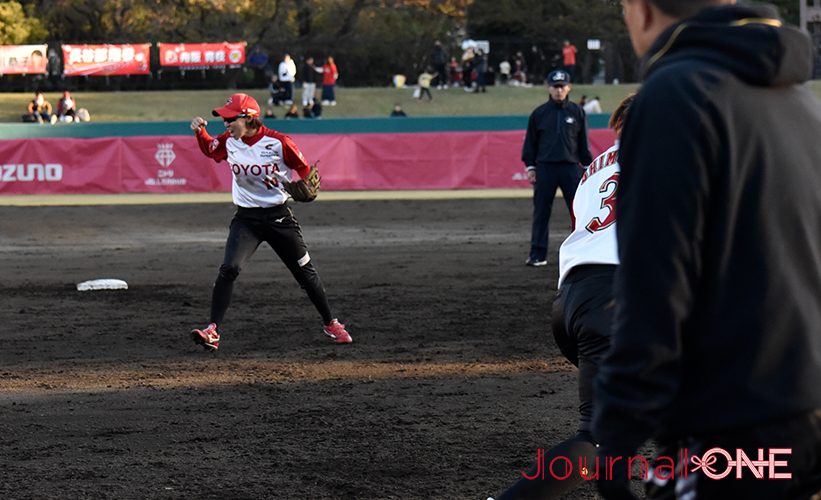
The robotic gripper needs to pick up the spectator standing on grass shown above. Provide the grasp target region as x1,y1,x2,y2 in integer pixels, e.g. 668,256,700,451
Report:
247,45,269,88
473,48,488,93
417,68,437,102
514,51,528,85
301,57,322,107
431,40,448,89
562,40,577,82
278,54,297,105
47,48,62,87
450,56,461,87
522,69,592,267
320,57,338,106
461,46,475,91
499,58,511,86
188,93,352,351
390,103,407,117
594,1,821,499
488,94,634,500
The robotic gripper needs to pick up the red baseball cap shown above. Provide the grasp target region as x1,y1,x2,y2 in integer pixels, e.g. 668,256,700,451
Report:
212,93,260,118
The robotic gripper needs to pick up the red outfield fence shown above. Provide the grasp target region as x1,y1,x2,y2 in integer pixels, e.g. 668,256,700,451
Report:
0,116,616,195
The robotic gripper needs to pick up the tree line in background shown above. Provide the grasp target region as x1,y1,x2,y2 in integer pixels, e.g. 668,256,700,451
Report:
0,0,802,92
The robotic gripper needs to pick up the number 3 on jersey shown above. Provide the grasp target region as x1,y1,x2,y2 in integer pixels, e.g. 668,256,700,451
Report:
585,173,619,233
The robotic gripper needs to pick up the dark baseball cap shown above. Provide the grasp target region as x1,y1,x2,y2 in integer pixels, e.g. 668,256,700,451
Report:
548,70,570,86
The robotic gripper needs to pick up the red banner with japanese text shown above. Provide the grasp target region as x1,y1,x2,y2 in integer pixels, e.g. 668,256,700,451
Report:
0,45,48,75
158,42,246,68
62,44,151,76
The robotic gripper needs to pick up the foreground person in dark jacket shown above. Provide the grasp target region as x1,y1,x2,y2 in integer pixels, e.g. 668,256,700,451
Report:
593,1,821,499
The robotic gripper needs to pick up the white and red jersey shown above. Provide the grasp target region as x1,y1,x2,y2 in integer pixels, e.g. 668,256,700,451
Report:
558,142,621,287
196,125,310,208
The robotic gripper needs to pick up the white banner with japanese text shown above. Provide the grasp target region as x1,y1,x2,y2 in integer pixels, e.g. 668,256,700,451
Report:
0,45,48,75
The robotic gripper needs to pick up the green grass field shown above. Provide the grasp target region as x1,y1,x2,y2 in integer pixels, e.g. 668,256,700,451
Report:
6,80,821,123
1,84,641,123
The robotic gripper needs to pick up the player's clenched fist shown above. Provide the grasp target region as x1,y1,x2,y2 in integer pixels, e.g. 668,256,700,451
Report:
190,116,207,132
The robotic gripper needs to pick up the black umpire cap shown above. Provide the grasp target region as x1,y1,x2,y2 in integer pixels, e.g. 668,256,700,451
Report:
548,70,571,86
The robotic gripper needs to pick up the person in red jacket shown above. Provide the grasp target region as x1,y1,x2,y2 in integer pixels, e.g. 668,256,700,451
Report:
561,40,577,82
320,57,338,106
57,91,77,123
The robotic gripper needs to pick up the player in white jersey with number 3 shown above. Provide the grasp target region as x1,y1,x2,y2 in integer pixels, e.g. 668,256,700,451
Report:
188,93,351,351
488,94,634,500
557,135,621,288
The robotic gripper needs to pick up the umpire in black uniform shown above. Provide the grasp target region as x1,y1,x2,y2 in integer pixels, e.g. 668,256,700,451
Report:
522,69,592,266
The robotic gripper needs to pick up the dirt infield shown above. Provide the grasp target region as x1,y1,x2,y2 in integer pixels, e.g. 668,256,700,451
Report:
0,196,638,499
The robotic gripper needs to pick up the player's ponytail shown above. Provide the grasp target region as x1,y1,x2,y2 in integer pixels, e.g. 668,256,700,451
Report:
247,116,264,130
609,93,636,136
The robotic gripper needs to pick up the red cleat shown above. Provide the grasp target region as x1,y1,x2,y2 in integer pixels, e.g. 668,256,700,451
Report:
324,319,352,344
191,323,220,351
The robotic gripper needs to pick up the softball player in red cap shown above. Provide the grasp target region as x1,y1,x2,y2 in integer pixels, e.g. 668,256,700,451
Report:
188,93,352,351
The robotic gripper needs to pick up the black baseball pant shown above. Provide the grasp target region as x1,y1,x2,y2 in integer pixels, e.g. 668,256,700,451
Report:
495,264,616,500
529,162,583,263
209,204,334,328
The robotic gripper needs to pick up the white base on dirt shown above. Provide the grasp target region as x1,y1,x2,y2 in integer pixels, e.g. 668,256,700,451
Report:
76,279,129,291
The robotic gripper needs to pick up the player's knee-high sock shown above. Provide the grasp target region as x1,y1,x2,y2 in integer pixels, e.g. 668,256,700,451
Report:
494,434,598,500
210,274,234,326
303,274,333,325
